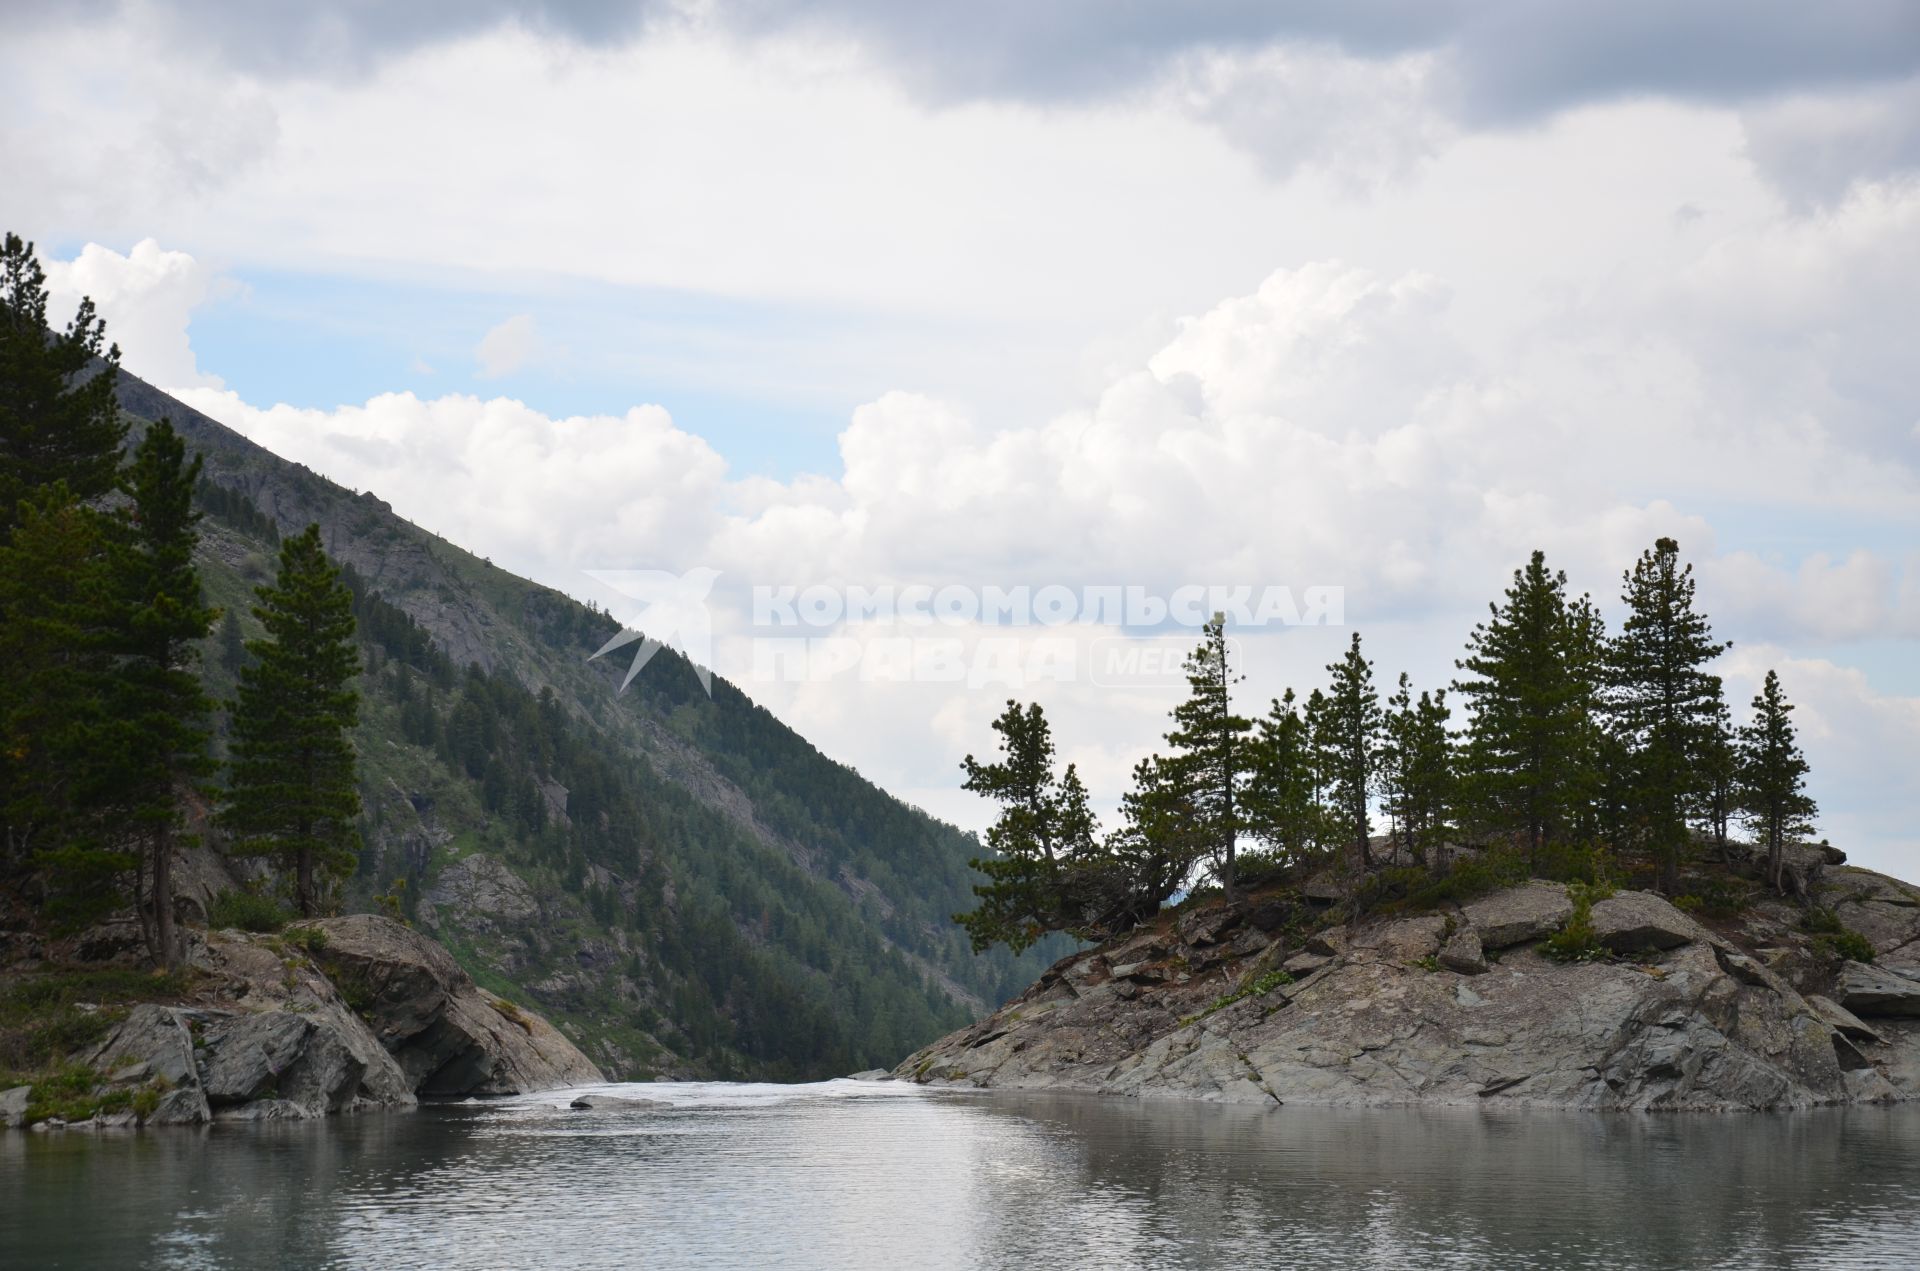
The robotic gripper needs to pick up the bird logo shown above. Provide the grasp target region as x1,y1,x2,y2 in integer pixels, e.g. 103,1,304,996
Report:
583,567,721,696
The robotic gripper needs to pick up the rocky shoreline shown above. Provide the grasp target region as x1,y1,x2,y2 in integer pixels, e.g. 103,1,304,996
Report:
2,914,601,1131
897,859,1920,1112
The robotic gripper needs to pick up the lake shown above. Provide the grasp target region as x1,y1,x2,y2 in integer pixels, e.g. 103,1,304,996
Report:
6,1081,1920,1269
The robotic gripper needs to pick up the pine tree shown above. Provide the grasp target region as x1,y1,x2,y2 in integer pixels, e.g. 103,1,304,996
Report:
1382,673,1455,870
1324,631,1383,872
1163,615,1252,900
1245,688,1324,865
0,486,126,913
953,700,1096,953
1737,670,1817,894
107,422,215,967
1453,551,1602,872
1107,753,1209,919
224,524,363,916
1,233,126,538
1607,537,1728,892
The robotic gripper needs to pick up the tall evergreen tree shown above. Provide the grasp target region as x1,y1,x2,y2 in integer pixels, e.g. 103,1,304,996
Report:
1164,615,1252,900
1,233,126,538
1606,537,1728,891
1382,673,1455,869
1453,551,1602,871
1323,632,1383,872
1245,688,1325,865
108,421,215,968
0,486,124,912
224,524,363,916
1737,670,1817,895
953,700,1097,953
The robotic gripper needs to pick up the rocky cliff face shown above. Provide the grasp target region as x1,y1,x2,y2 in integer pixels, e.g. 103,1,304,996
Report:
2,915,601,1131
898,863,1920,1112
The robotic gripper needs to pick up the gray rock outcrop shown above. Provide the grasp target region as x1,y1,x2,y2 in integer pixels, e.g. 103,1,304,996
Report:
309,914,603,1096
898,875,1920,1112
13,913,601,1130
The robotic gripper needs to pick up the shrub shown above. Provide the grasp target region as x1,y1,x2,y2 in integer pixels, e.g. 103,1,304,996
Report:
1802,906,1845,935
1541,883,1607,964
1822,929,1877,964
285,925,330,954
209,889,290,933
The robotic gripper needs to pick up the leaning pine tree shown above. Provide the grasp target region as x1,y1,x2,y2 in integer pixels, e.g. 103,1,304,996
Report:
224,524,362,916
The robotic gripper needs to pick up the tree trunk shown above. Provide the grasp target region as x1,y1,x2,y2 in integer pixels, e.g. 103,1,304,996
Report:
153,824,177,971
134,844,156,963
297,846,315,917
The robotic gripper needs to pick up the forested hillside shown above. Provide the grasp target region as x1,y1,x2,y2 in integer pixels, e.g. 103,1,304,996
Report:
111,375,1061,1081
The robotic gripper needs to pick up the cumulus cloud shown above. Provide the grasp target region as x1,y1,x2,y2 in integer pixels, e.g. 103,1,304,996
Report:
165,217,1920,869
43,238,227,390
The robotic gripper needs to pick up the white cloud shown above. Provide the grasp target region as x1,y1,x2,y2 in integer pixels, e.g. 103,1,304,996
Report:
43,238,226,390
475,314,541,379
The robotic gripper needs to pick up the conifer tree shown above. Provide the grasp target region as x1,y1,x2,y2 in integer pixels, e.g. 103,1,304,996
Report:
1107,753,1209,917
0,486,124,912
1,233,126,538
1382,673,1455,869
1245,688,1324,865
108,421,215,967
224,525,363,916
1453,551,1602,871
1324,632,1383,872
1737,670,1817,894
1606,537,1727,891
954,700,1097,952
1164,615,1252,900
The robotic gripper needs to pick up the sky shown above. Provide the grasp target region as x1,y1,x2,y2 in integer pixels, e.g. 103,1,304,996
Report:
5,1,1920,875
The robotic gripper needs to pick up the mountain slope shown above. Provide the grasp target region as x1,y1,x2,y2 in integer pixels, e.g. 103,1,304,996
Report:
113,374,1063,1080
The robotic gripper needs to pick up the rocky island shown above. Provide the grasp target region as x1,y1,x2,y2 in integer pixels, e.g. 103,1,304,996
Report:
900,845,1920,1111
2,910,601,1131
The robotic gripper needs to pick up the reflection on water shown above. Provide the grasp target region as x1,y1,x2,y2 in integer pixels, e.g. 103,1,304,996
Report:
6,1081,1920,1269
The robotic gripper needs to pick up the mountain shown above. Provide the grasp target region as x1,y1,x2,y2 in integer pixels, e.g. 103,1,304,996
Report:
112,373,1064,1081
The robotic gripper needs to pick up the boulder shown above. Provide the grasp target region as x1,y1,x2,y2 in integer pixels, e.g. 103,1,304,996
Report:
1354,916,1445,963
1177,907,1239,948
846,1069,892,1082
144,1087,211,1126
1836,961,1920,1017
1807,994,1887,1046
1281,951,1331,976
1,1085,29,1129
310,914,603,1095
1305,927,1349,957
1590,893,1704,953
1462,882,1573,949
569,1094,671,1110
1439,928,1488,976
198,1011,314,1105
85,1004,199,1088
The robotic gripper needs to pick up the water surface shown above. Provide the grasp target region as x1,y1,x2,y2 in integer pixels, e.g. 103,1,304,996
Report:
6,1081,1919,1269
